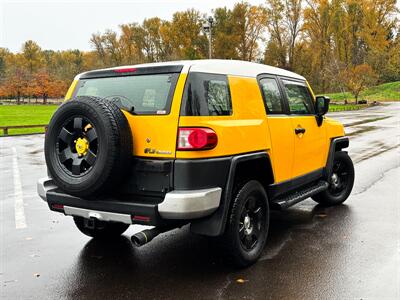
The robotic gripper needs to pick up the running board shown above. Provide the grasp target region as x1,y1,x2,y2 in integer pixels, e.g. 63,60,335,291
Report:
271,181,329,210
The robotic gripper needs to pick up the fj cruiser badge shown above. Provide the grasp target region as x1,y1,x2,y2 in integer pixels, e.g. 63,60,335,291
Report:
144,148,172,155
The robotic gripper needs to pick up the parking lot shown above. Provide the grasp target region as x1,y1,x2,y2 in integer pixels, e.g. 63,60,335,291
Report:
1,103,399,299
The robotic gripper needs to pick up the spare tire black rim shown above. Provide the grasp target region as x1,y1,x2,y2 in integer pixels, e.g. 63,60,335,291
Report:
57,116,98,176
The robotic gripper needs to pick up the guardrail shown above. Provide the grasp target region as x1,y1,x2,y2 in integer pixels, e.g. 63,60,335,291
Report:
0,124,48,136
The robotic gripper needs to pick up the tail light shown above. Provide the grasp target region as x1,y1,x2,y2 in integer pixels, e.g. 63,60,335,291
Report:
51,204,64,212
177,127,218,150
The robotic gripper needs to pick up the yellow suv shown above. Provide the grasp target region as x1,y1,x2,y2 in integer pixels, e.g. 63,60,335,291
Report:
37,60,354,267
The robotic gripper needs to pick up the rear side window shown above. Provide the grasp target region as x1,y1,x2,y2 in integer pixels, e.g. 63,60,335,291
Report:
74,73,179,115
282,80,315,115
181,72,232,116
259,78,284,114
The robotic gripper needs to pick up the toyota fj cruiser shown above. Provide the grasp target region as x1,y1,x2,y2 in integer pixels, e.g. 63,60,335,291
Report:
38,60,354,267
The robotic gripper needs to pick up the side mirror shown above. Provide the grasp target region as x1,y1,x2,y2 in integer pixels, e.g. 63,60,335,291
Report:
315,96,330,126
315,96,330,116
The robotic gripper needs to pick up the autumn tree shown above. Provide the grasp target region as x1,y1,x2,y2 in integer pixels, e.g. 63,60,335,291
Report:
29,71,67,104
168,9,208,59
2,69,29,104
22,40,43,74
302,0,334,92
231,2,267,61
341,64,378,103
264,0,288,67
212,7,240,59
285,0,303,69
90,33,108,65
0,48,9,83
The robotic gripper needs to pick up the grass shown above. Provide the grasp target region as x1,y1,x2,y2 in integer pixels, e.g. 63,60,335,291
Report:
0,104,58,135
325,81,400,102
328,103,369,112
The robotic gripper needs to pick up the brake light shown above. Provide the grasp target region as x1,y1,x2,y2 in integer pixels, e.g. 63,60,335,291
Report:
132,215,151,222
177,128,218,150
114,68,137,73
51,204,64,211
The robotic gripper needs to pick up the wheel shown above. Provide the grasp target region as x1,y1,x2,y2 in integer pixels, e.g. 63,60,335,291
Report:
73,217,130,239
44,96,132,197
220,180,269,267
312,151,355,206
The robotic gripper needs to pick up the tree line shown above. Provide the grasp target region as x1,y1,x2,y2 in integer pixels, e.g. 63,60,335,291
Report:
0,0,398,103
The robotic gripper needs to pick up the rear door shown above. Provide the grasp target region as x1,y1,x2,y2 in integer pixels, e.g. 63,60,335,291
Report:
74,66,186,158
279,78,327,178
259,75,294,183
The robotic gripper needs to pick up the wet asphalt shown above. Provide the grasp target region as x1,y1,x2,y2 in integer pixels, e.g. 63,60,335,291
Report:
1,103,399,300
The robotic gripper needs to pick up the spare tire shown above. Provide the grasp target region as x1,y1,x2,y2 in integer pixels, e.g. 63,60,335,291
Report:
45,96,133,197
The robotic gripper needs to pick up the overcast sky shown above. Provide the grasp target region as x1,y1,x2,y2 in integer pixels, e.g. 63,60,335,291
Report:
0,0,265,52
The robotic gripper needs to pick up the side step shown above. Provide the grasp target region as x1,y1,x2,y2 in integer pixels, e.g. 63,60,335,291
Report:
271,181,329,210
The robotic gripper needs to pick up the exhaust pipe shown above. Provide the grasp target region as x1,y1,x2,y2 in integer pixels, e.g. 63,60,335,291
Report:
131,226,177,247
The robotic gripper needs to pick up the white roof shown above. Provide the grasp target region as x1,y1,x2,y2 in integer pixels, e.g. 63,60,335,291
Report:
75,59,305,80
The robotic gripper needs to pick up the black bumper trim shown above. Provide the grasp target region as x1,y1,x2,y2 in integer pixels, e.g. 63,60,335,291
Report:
47,189,165,226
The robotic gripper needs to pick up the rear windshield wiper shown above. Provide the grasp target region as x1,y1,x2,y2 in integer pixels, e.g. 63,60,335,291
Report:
129,106,137,115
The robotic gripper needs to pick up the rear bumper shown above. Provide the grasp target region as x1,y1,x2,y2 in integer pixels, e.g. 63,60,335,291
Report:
37,177,221,225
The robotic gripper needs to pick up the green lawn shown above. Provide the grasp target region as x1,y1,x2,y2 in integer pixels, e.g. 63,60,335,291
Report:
325,81,400,102
0,105,58,135
328,103,369,112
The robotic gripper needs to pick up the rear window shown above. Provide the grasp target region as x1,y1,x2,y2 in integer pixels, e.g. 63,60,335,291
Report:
181,72,232,116
74,73,179,115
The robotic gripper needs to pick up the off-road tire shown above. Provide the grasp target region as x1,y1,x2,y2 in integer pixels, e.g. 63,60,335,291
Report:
220,180,269,267
312,151,355,206
73,217,130,239
44,96,132,197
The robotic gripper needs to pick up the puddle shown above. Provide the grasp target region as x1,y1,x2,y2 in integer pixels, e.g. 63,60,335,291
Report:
347,126,379,136
353,143,399,163
344,116,391,127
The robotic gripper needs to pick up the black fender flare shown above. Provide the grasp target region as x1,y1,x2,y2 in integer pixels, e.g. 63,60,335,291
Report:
325,136,349,179
190,152,273,236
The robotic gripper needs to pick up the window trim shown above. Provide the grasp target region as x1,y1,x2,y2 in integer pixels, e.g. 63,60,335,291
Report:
277,77,316,116
257,74,288,115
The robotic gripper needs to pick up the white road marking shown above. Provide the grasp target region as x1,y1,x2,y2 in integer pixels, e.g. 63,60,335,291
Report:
12,147,26,229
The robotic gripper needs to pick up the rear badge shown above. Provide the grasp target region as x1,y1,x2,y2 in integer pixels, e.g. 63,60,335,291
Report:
144,148,171,155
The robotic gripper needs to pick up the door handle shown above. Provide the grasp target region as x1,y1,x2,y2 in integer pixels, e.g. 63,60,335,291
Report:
295,127,306,135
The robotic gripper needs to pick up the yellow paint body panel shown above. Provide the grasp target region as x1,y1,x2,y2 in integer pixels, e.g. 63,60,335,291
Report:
176,76,270,159
265,117,294,183
325,117,345,138
65,80,78,100
122,73,188,158
290,116,328,178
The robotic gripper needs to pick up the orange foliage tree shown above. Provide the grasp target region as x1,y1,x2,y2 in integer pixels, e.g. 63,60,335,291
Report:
30,71,68,104
341,64,378,103
2,69,29,104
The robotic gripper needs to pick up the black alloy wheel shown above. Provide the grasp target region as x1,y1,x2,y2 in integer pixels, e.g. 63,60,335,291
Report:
239,195,265,251
328,160,349,197
312,151,355,206
219,180,269,267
